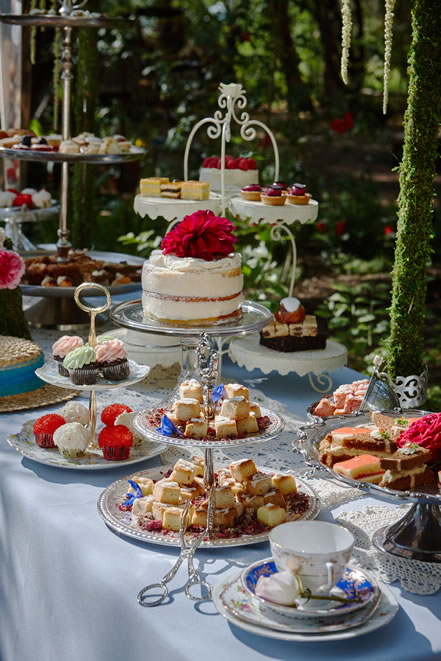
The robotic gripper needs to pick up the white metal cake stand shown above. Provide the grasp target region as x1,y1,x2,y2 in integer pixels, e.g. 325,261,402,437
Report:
229,333,348,393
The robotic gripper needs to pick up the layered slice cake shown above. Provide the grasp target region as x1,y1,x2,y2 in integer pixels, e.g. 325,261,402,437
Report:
142,210,244,326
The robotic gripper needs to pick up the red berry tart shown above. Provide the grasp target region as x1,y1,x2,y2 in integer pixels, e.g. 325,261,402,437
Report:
240,184,262,202
33,414,66,448
285,183,312,206
98,425,133,461
101,403,133,427
260,184,286,206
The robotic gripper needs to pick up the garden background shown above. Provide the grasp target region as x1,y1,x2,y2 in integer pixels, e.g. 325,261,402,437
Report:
18,0,441,406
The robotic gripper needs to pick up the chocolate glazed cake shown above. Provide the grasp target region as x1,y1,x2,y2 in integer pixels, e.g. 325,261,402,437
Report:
259,313,327,352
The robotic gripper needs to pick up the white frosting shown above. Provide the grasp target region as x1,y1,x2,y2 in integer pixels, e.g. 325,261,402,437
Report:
255,571,301,606
199,168,258,192
58,402,89,425
32,189,51,208
142,291,243,322
114,411,144,446
0,192,15,207
53,422,91,450
280,297,301,313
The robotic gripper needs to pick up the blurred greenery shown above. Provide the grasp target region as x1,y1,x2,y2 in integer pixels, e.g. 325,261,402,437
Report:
19,0,440,386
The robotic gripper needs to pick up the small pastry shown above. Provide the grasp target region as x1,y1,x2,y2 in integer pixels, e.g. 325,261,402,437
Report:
98,425,133,461
56,276,74,287
52,335,84,376
63,345,98,385
58,401,89,425
33,414,66,448
229,458,257,482
95,338,130,381
260,184,286,206
53,422,91,458
31,137,55,152
59,140,80,154
220,396,250,421
240,184,262,201
285,183,312,205
40,276,57,287
257,503,287,527
236,412,259,435
275,297,306,324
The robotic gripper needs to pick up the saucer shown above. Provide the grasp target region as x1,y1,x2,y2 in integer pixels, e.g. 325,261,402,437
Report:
213,571,398,641
241,558,379,618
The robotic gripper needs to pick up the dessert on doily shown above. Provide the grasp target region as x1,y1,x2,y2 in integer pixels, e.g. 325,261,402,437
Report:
284,182,312,205
32,402,147,461
139,178,210,200
51,334,130,384
199,154,258,191
312,379,370,417
0,129,133,155
122,456,310,539
141,210,244,326
260,297,327,352
0,187,52,209
319,410,441,491
0,336,44,398
153,379,270,441
239,180,313,206
22,249,141,287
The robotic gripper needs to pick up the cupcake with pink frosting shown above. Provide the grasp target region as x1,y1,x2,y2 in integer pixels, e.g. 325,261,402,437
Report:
95,338,130,381
52,335,84,376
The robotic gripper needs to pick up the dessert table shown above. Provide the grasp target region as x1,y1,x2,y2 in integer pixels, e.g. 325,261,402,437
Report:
1,330,441,661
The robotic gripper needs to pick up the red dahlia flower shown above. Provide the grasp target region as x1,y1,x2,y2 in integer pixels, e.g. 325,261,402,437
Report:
161,210,237,261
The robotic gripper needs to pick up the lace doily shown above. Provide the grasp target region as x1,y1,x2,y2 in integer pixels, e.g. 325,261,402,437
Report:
337,505,441,595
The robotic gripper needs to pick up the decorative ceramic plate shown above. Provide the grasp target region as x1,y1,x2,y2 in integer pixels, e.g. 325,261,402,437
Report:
241,559,379,618
97,466,320,548
7,420,167,470
36,360,150,391
212,571,398,641
133,406,284,449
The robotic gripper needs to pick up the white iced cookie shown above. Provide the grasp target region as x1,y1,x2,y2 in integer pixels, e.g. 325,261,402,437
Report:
115,411,145,446
59,401,89,425
255,570,302,606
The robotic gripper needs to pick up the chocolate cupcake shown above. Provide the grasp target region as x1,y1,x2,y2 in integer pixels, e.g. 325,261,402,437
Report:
52,335,84,376
63,346,98,385
95,338,130,381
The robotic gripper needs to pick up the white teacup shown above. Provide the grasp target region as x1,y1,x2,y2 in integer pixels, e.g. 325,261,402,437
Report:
270,521,354,595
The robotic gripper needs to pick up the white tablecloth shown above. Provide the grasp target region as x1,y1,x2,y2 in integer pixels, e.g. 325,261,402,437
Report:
1,352,441,661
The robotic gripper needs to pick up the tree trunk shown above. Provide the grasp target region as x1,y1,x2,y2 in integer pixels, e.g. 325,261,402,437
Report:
272,0,312,111
312,0,345,98
386,0,441,378
0,288,32,340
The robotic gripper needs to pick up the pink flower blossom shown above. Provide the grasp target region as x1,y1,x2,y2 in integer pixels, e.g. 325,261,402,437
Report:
0,249,25,289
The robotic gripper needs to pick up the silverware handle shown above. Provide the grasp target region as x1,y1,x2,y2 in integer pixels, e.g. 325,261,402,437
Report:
137,582,169,607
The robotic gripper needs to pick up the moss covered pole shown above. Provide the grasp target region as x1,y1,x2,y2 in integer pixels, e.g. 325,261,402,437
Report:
386,0,441,378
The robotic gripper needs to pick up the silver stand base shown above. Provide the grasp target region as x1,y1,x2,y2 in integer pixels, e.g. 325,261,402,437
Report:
25,296,106,330
372,503,441,563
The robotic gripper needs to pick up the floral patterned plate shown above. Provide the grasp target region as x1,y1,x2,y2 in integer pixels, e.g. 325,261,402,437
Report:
241,559,379,618
7,420,166,470
213,571,398,640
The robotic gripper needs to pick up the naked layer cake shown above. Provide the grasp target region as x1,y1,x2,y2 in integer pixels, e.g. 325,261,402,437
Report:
142,210,244,326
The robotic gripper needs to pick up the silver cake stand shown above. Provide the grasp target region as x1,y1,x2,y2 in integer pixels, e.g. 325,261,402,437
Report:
296,410,441,563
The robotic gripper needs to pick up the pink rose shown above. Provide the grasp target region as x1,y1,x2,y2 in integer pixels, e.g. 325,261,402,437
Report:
0,249,25,289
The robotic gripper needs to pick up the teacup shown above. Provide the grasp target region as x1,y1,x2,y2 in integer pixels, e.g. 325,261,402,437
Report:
269,520,354,595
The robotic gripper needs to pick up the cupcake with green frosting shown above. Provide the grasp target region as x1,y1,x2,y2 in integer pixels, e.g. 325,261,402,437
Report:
63,345,98,385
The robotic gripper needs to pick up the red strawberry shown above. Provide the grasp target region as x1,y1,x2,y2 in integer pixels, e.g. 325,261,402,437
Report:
225,154,233,161
228,157,240,169
202,157,212,167
247,158,257,170
238,158,249,171
215,158,222,169
204,157,217,168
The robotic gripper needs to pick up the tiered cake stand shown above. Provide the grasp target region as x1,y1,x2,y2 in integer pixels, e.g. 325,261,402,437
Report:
0,2,146,326
297,411,441,563
0,202,60,251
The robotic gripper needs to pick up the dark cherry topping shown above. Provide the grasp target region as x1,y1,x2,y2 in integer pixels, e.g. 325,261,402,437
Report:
264,184,283,196
290,183,307,195
242,184,262,192
37,137,48,145
273,181,288,190
20,135,32,147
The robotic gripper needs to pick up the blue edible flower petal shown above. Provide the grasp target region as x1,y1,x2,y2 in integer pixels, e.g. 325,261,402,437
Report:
128,479,143,499
156,414,184,437
212,383,224,403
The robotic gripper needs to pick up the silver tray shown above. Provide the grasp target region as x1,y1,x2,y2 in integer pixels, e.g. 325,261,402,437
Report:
97,465,320,547
7,420,166,471
0,202,59,222
0,145,146,164
296,410,441,504
0,13,133,28
110,299,273,337
20,250,143,297
134,406,284,449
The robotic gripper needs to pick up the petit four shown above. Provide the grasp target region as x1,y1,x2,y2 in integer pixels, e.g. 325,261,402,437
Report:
285,182,312,205
260,184,286,206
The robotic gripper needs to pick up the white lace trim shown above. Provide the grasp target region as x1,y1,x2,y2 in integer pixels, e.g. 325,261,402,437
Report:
337,505,441,594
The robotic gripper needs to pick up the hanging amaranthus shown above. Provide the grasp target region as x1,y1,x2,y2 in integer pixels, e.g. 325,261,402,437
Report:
383,0,396,114
340,0,352,84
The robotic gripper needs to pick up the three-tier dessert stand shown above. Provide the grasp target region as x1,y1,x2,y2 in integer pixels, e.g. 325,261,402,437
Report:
0,1,146,326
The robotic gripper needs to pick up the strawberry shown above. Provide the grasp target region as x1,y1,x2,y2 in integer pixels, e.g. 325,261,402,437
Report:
202,157,212,167
238,158,249,171
247,158,257,170
228,157,240,169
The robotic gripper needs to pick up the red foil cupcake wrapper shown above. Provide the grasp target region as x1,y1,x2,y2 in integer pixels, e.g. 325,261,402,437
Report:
102,446,131,461
35,433,56,448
